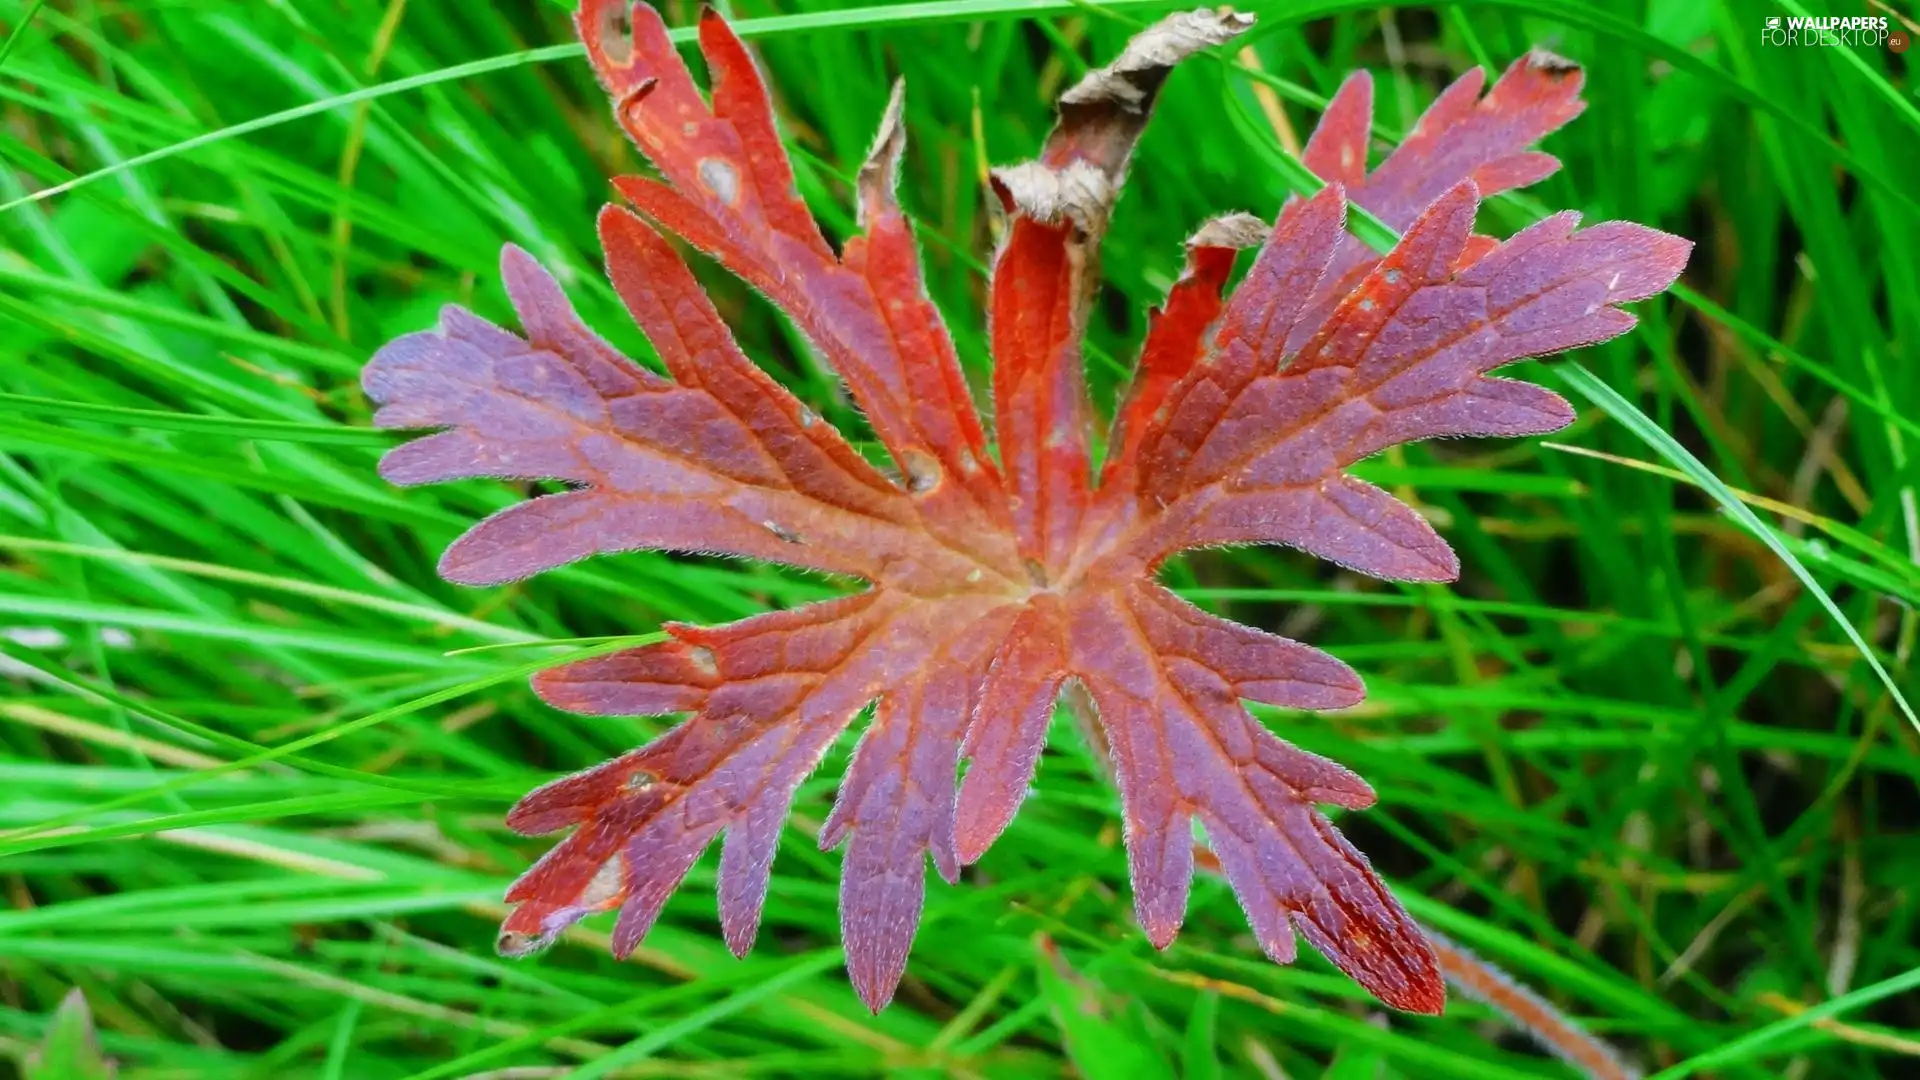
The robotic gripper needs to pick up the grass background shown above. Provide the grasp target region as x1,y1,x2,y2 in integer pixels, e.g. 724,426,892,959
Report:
1,0,1916,1076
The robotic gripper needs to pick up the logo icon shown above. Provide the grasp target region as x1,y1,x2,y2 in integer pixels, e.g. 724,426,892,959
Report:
1766,16,1781,29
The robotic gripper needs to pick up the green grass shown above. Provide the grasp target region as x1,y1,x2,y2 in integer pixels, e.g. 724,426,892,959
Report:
2,0,1916,1076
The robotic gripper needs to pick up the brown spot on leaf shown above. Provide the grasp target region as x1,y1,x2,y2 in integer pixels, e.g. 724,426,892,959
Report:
902,448,942,494
597,2,634,66
699,158,740,204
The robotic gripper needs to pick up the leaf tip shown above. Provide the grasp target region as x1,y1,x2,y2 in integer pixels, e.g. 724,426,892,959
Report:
26,988,114,1080
1296,901,1447,1016
436,537,512,588
1059,8,1256,117
1383,973,1448,1016
498,241,536,275
1187,211,1269,251
953,811,1007,867
1524,47,1582,78
1143,921,1180,951
527,664,585,714
1321,668,1369,711
721,917,758,960
1389,556,1460,585
857,79,908,224
848,958,904,1014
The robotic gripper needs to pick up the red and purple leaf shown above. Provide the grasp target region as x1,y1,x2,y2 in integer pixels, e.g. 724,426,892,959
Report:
363,1,1690,1017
